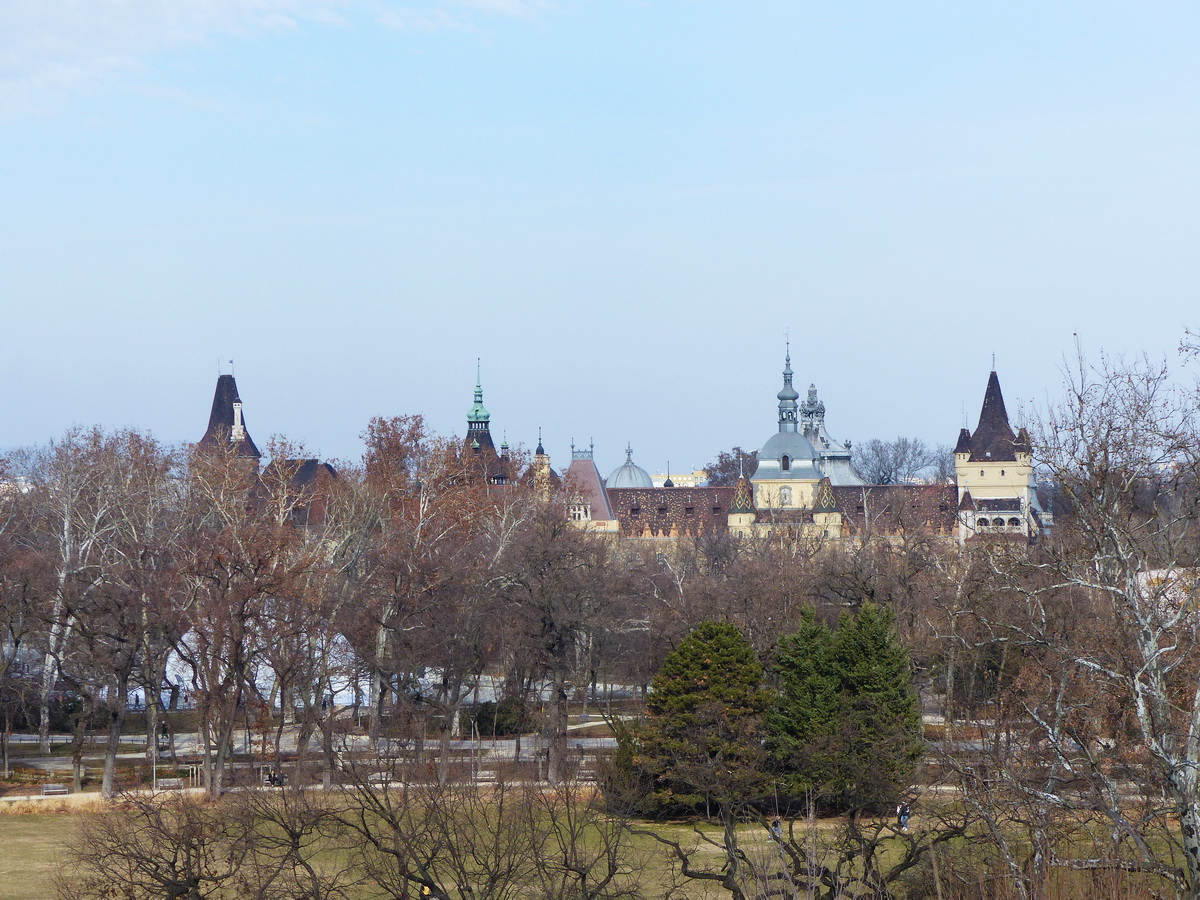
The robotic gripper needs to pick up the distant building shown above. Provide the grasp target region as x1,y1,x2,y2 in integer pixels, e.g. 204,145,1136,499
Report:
563,441,619,533
954,371,1049,541
649,469,708,488
199,374,261,459
197,372,337,522
462,364,512,486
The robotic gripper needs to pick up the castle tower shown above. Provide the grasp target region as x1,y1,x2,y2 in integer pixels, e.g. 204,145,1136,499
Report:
954,371,1046,540
750,348,823,509
530,428,560,496
726,466,757,537
464,361,509,485
466,360,496,456
199,374,261,459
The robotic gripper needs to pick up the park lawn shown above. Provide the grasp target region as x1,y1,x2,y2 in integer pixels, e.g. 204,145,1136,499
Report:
0,812,76,900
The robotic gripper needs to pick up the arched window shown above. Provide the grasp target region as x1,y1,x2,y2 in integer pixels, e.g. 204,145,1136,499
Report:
782,455,791,472
1008,517,1021,528
779,486,792,506
976,517,990,530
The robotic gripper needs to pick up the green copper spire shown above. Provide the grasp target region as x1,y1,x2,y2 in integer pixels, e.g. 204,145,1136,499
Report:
467,358,490,425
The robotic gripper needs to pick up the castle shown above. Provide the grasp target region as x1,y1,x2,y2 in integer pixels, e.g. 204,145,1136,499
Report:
197,355,1046,544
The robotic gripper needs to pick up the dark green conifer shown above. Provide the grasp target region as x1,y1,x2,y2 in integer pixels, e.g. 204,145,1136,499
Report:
636,621,770,816
769,603,922,811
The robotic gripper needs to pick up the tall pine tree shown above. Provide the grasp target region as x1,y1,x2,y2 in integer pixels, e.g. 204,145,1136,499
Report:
768,603,922,811
634,621,770,817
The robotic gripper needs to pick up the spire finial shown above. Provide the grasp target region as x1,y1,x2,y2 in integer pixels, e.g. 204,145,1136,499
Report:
992,352,996,371
467,360,490,425
625,443,633,462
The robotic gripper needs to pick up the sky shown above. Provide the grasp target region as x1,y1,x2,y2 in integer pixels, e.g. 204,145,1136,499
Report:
3,1,1198,476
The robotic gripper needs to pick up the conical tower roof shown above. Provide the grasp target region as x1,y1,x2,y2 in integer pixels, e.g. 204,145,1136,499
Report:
967,371,1019,462
199,374,261,458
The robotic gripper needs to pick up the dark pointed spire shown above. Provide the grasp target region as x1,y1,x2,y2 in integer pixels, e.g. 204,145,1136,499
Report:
536,427,545,456
199,374,261,458
967,371,1019,462
954,427,972,455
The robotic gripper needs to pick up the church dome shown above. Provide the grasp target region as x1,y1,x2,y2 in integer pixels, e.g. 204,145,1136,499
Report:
760,430,818,463
607,445,655,489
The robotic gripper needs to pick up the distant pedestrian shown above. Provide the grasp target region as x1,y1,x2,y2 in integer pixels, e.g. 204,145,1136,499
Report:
770,818,783,842
896,802,911,832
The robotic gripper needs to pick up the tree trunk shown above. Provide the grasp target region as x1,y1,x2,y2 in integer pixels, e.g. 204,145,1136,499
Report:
71,715,87,793
101,679,129,798
546,669,569,786
322,713,335,790
1173,772,1200,899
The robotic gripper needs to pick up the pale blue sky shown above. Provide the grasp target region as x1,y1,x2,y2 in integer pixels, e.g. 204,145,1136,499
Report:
3,1,1198,474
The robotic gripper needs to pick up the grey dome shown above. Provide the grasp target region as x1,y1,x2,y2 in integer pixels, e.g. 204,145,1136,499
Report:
760,430,819,464
756,431,822,480
607,446,655,489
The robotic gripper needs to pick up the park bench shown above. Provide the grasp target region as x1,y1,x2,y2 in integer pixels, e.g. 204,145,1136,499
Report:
41,784,68,796
156,778,184,791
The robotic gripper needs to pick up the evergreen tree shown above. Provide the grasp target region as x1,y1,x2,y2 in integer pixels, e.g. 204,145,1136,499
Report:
765,609,840,797
634,621,770,816
768,604,923,811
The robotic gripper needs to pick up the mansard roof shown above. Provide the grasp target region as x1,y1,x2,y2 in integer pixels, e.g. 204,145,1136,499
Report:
199,374,261,458
565,448,614,520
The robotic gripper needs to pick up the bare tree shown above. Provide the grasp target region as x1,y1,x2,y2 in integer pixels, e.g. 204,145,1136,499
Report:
176,441,318,796
941,351,1200,898
494,500,627,784
852,437,946,485
704,446,758,486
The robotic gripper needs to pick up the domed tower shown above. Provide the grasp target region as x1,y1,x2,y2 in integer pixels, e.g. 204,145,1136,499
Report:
606,445,655,489
751,347,823,509
465,360,496,456
463,360,509,485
